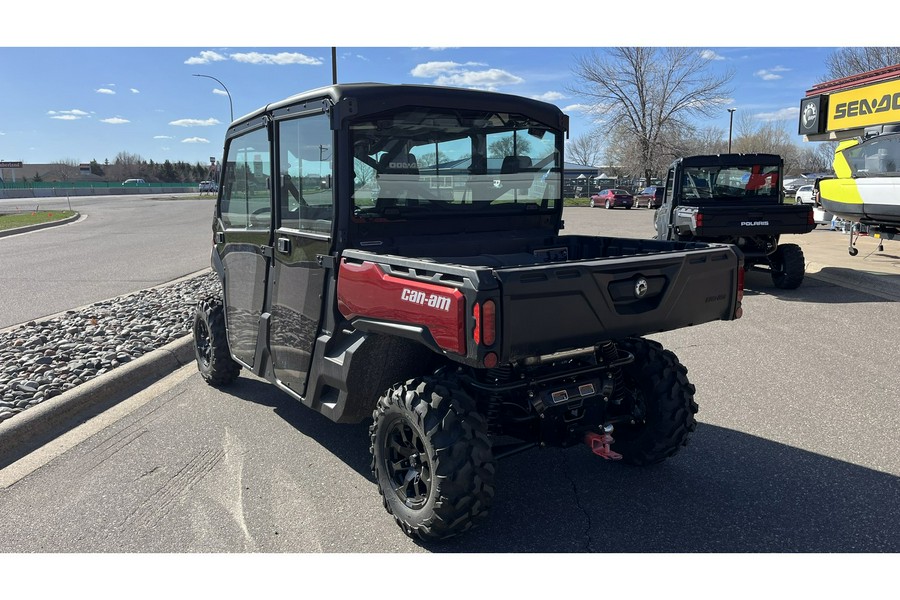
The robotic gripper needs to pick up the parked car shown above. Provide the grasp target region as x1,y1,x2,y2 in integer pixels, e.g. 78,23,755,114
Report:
590,188,634,209
199,180,218,193
121,178,146,186
795,184,815,205
634,185,664,209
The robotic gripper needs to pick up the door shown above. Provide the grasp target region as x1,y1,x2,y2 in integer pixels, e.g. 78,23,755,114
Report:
217,122,273,368
269,110,334,395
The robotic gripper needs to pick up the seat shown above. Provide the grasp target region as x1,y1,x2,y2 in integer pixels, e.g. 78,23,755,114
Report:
376,153,420,208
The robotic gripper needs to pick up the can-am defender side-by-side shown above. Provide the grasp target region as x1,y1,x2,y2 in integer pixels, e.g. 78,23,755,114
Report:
193,83,745,541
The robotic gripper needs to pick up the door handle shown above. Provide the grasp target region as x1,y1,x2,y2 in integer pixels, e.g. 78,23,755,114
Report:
277,237,292,254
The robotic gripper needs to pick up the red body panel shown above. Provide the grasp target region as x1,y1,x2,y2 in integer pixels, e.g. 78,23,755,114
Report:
337,259,467,355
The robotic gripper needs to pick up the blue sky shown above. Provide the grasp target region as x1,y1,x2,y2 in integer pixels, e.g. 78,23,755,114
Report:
0,5,877,166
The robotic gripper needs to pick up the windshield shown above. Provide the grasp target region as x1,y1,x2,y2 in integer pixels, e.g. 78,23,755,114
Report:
350,107,561,217
841,133,900,177
680,164,780,199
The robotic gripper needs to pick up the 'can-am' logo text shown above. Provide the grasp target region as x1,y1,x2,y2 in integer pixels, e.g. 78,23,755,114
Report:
401,288,452,311
741,220,770,226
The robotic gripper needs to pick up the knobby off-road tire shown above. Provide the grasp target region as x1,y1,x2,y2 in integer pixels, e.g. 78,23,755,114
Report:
609,338,698,466
370,375,496,542
769,243,805,289
193,296,241,387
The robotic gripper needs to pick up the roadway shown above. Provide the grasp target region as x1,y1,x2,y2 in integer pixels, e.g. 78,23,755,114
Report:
0,202,898,558
0,194,214,329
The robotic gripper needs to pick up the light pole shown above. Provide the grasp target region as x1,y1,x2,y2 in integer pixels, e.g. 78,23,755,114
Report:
193,74,234,123
727,108,736,153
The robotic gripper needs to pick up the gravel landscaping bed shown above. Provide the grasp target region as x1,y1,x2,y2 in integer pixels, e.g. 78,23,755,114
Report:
0,271,221,424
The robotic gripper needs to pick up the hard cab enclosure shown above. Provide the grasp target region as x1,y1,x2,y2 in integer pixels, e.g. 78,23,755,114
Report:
655,153,814,289
196,83,745,541
656,153,815,245
205,83,743,420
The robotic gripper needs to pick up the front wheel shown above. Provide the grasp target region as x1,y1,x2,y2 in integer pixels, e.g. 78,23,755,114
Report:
769,243,805,289
193,296,241,386
590,198,596,208
370,375,496,542
605,200,612,209
608,338,698,465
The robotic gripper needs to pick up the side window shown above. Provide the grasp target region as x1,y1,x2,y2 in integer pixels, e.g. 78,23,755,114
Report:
220,126,271,230
277,112,333,234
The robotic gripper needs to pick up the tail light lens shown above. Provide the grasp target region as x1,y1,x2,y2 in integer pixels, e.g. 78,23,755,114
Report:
482,300,496,346
735,268,745,319
472,299,497,347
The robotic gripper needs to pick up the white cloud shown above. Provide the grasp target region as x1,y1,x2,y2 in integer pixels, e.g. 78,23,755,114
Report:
755,66,791,81
230,52,322,65
410,61,486,78
154,135,173,139
48,109,90,120
96,88,116,95
0,131,5,135
435,69,524,90
755,107,799,121
100,117,130,124
169,118,221,127
410,61,521,91
562,103,592,113
182,137,210,144
130,88,140,94
533,91,566,102
701,50,725,61
185,50,227,65
213,88,229,96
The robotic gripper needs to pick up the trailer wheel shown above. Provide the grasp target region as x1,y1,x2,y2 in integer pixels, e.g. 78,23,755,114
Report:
193,296,241,387
769,243,805,289
370,375,495,542
608,338,698,466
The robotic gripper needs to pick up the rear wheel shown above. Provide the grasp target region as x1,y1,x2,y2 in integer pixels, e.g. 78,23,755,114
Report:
370,375,495,542
769,243,805,289
608,338,698,465
193,296,241,386
605,200,612,209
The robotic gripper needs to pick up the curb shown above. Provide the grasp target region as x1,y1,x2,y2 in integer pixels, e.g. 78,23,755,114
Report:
805,262,900,302
0,212,81,238
0,334,196,469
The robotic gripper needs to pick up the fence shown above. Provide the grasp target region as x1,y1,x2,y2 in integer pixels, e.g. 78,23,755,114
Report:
0,181,199,199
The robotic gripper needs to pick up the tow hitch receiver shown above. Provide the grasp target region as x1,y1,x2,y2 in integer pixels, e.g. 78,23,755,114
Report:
585,431,622,460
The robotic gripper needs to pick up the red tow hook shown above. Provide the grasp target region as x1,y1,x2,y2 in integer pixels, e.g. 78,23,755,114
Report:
584,431,623,460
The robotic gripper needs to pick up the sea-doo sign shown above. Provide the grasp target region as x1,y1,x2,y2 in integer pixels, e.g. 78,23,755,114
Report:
0,161,23,169
827,78,900,131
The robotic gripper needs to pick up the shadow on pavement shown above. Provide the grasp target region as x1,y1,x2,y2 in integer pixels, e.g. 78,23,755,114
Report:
743,269,895,304
218,378,900,553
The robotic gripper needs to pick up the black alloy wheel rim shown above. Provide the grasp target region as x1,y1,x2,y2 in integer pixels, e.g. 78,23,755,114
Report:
195,320,212,368
385,418,433,509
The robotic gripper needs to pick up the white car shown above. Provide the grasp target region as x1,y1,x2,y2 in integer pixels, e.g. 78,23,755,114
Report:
795,184,815,204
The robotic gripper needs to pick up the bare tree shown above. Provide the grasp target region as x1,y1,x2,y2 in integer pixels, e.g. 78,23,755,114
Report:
732,114,802,174
565,133,604,168
570,47,734,187
823,48,900,81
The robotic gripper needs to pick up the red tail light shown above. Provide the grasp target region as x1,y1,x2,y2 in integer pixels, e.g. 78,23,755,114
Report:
472,302,481,345
472,300,497,347
482,300,496,346
735,268,745,319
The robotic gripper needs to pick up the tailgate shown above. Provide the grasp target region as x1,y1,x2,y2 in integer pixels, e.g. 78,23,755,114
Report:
493,245,742,360
690,204,814,236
